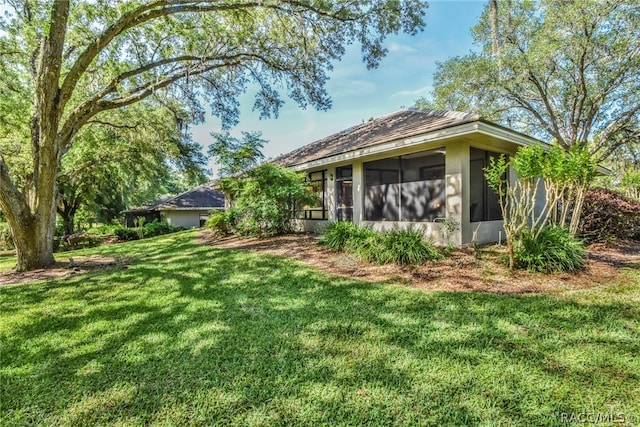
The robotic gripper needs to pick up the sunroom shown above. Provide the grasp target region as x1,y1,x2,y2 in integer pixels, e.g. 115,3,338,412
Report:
274,109,543,246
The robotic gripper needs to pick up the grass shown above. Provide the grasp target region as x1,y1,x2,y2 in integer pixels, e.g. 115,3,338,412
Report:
1,230,639,425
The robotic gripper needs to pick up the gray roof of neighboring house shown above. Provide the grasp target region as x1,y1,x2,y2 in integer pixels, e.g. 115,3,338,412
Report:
273,109,481,167
154,185,225,211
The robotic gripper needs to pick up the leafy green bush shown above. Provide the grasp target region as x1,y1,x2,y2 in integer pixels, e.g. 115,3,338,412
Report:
205,211,231,235
319,224,442,266
114,221,183,241
56,233,105,252
514,226,587,273
142,220,183,238
113,227,140,241
222,163,315,236
86,224,120,235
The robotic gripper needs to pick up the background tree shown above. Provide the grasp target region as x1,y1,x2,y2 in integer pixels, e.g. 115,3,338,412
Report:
57,101,208,235
229,163,315,236
208,131,314,236
0,0,427,271
415,0,640,161
208,130,266,207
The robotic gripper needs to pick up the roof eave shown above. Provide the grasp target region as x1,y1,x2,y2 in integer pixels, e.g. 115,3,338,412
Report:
288,121,544,171
157,206,224,211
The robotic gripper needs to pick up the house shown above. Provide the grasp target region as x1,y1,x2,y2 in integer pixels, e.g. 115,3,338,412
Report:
122,207,161,228
274,108,545,246
123,185,225,229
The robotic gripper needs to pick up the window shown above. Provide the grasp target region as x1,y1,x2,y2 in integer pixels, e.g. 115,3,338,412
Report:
336,166,353,221
199,213,209,227
304,170,327,220
470,147,504,222
364,149,445,222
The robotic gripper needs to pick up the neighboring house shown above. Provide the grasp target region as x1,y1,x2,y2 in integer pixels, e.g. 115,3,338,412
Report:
122,208,161,228
123,185,225,229
274,108,546,246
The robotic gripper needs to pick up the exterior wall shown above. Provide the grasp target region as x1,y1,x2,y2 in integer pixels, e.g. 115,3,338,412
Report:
296,137,533,246
469,220,505,245
292,219,330,233
162,210,212,228
363,221,446,243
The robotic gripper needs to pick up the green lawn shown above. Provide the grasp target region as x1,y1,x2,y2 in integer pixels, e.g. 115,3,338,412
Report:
1,230,639,426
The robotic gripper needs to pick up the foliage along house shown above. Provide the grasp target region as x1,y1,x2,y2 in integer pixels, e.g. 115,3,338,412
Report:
123,185,225,229
274,109,545,246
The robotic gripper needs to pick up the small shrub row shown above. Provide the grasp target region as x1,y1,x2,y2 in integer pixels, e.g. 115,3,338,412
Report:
319,222,442,266
514,226,587,273
113,220,184,241
579,188,640,242
86,224,120,235
54,233,106,252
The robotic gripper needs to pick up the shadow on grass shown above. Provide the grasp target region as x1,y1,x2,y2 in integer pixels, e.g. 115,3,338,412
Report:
1,232,639,425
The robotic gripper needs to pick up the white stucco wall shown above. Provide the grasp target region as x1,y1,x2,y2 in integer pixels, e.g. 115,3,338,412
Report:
162,210,211,229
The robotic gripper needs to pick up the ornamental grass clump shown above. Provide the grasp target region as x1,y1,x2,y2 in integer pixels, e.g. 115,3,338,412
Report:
514,226,587,273
374,229,443,266
318,221,356,251
320,224,442,266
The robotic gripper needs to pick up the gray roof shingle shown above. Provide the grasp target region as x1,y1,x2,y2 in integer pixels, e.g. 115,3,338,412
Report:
154,185,225,210
273,109,481,167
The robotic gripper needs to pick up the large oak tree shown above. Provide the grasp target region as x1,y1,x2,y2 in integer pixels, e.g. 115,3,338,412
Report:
0,0,426,271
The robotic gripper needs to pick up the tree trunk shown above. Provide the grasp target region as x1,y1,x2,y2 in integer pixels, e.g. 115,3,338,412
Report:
1,0,70,272
6,201,56,272
61,213,74,235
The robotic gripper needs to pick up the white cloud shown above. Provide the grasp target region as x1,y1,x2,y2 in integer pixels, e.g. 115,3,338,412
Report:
391,85,433,99
387,42,418,54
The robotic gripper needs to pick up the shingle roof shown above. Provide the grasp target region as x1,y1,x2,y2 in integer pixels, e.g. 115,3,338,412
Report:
273,108,481,167
154,185,225,210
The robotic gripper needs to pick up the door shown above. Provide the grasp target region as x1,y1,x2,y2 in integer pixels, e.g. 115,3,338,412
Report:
336,166,353,221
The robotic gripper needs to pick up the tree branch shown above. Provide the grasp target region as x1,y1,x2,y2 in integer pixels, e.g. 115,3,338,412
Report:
58,59,240,152
86,120,139,130
58,1,292,111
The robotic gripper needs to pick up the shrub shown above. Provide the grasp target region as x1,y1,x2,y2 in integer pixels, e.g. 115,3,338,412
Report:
319,224,442,266
114,227,140,241
514,226,587,273
113,221,183,241
224,163,316,236
375,229,443,266
579,188,640,242
142,220,183,238
205,211,231,235
56,233,105,252
86,224,120,235
318,221,363,251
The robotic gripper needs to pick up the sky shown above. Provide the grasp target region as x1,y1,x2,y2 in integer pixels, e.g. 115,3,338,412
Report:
191,0,487,176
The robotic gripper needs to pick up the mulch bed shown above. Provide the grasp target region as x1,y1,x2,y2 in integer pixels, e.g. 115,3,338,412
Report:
0,255,124,286
199,231,640,294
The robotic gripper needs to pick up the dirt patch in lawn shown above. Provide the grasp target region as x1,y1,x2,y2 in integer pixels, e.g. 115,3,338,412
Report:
199,230,640,294
0,255,126,286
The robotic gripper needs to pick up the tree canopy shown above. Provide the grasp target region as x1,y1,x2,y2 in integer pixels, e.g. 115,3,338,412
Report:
57,100,208,234
0,0,427,271
415,0,640,161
